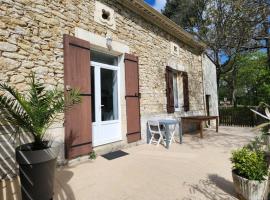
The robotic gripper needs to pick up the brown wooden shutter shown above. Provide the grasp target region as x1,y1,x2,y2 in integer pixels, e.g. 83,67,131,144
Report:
182,72,190,112
64,34,92,159
166,66,175,113
124,53,141,143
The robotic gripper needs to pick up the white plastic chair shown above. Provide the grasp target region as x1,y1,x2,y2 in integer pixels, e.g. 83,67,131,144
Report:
148,120,164,146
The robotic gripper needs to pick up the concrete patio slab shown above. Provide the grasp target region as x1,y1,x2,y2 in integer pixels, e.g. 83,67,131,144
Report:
1,126,256,200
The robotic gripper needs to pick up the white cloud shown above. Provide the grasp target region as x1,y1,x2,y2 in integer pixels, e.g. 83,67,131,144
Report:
153,0,166,12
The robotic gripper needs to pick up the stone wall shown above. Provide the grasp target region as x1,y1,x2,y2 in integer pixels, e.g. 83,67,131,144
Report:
202,54,219,125
0,0,206,179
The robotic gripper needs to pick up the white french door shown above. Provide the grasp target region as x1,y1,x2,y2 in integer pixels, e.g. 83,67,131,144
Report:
91,61,122,146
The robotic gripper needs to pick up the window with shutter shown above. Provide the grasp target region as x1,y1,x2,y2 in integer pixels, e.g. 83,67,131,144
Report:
166,66,190,113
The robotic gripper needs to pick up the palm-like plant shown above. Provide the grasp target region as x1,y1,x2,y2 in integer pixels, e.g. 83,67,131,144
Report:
254,102,270,131
0,74,81,150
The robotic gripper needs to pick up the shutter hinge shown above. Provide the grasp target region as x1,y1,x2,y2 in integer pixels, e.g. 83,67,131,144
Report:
125,93,141,99
80,93,92,96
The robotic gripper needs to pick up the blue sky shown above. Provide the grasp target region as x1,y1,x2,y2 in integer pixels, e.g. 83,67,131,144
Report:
144,0,166,12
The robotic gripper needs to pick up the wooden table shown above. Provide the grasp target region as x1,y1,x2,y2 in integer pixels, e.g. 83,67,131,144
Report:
181,116,219,138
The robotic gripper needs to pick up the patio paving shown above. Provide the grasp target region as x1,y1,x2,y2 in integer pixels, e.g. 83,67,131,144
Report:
1,126,256,200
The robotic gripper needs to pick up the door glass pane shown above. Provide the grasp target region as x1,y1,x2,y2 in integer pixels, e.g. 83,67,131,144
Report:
91,67,95,122
91,50,118,66
101,68,118,121
173,73,179,108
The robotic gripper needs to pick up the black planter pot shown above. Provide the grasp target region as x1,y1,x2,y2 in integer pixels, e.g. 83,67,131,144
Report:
16,143,59,200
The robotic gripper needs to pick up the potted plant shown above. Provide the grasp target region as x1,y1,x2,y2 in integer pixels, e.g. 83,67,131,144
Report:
231,147,269,200
0,74,81,200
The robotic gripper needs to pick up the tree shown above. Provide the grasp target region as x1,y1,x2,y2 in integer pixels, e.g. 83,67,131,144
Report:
219,52,270,106
235,52,270,105
162,0,207,33
163,0,269,85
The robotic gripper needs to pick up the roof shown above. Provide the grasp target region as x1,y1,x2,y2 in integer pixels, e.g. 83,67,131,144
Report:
116,0,207,52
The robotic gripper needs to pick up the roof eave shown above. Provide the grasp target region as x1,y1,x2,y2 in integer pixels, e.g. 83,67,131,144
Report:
116,0,207,53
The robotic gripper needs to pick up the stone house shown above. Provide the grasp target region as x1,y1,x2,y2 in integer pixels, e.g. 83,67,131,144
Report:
0,0,218,178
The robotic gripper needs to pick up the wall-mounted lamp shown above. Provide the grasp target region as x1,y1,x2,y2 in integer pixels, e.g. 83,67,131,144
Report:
106,36,112,50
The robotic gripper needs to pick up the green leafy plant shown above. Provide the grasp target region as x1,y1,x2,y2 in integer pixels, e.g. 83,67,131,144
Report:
0,74,81,150
231,147,268,181
89,151,96,160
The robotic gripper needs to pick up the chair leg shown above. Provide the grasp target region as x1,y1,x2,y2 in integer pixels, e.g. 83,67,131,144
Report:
149,138,152,144
162,134,166,146
157,136,162,146
149,135,154,144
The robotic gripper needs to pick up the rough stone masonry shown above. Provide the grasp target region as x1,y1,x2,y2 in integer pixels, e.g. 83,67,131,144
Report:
0,0,207,179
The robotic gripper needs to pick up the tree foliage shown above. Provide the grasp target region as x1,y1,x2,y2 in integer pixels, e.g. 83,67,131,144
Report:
236,52,270,98
163,0,269,83
0,74,81,150
162,0,207,33
219,52,270,105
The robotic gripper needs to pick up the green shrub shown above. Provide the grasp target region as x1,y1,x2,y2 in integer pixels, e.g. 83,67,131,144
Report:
231,147,268,181
89,151,96,160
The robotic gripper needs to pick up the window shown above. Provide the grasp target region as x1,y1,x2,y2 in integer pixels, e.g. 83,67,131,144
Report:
91,50,118,66
166,66,189,113
172,72,184,110
173,73,179,108
100,68,118,121
90,50,119,122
